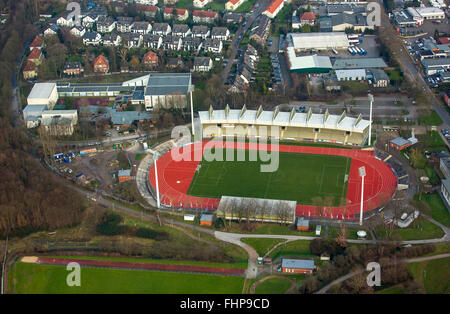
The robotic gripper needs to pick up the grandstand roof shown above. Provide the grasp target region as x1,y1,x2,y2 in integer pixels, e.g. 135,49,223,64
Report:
199,106,370,133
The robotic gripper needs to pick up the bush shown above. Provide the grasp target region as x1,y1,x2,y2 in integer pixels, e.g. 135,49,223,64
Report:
135,227,170,241
96,212,125,236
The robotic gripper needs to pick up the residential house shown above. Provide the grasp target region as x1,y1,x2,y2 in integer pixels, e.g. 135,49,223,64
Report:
82,14,98,28
143,51,159,67
172,24,191,38
83,31,102,45
29,35,43,51
164,0,178,4
263,0,285,19
167,57,183,69
93,55,109,73
63,62,84,76
292,10,301,29
116,16,134,33
43,25,59,36
56,12,76,28
102,33,122,47
223,12,243,24
23,61,37,79
143,34,163,49
122,33,143,48
300,12,316,26
226,0,247,11
193,57,213,72
132,21,152,34
182,36,202,52
163,8,189,21
136,0,158,5
369,68,390,87
211,27,230,41
28,48,44,65
163,35,182,50
70,26,86,37
193,10,218,23
152,23,172,36
194,0,212,8
192,25,210,39
136,5,159,18
203,38,223,53
96,16,116,33
250,15,271,44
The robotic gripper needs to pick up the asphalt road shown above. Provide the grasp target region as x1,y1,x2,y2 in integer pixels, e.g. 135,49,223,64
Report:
221,0,272,84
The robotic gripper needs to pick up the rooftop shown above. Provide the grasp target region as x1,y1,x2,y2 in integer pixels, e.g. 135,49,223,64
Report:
281,259,315,270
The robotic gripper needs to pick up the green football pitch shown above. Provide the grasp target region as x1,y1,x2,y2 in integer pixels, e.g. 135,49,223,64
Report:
187,150,352,206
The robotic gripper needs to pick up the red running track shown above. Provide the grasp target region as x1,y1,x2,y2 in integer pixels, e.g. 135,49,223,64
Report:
149,141,398,221
37,257,245,276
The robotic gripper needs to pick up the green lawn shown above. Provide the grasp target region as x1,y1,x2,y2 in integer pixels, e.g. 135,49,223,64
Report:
417,110,443,126
409,258,450,293
134,153,146,161
234,0,258,13
416,193,450,227
254,278,291,294
268,240,312,260
241,238,286,256
187,150,351,206
375,217,444,241
376,285,405,294
9,262,245,294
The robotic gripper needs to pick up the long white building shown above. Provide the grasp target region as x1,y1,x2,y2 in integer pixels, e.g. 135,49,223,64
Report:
199,105,370,146
287,32,350,51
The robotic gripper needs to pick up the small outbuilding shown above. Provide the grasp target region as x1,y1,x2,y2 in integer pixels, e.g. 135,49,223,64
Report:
200,214,214,226
296,218,310,231
118,169,131,183
281,258,315,274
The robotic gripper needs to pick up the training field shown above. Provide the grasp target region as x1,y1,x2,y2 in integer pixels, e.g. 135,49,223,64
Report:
187,150,351,206
9,262,245,294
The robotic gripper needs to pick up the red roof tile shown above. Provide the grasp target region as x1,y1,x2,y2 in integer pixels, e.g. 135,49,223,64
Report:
30,35,43,48
300,12,316,21
136,4,158,12
438,37,450,45
265,0,284,15
28,48,42,60
23,60,36,72
193,10,217,18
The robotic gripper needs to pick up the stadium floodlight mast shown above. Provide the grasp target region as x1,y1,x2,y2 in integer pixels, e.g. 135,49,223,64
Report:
359,166,366,226
154,152,161,209
368,93,374,146
190,90,195,136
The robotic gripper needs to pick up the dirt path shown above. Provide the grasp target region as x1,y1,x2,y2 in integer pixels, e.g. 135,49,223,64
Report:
249,275,296,294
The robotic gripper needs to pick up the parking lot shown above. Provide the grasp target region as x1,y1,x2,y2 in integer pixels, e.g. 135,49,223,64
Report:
270,53,283,89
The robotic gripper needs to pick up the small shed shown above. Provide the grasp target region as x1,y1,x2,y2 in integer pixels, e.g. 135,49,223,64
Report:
297,218,310,231
200,214,214,226
118,169,131,183
389,137,411,150
315,225,322,236
184,214,195,221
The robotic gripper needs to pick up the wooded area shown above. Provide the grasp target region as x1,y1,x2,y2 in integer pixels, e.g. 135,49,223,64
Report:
0,0,85,237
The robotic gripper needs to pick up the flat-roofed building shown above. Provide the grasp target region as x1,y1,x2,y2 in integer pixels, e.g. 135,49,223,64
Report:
282,259,315,274
27,82,59,109
287,32,349,51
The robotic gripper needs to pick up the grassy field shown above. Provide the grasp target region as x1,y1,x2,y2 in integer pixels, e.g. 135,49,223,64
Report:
417,193,450,227
375,217,444,241
254,278,291,294
268,240,312,260
417,110,443,126
9,262,245,294
408,257,450,293
241,238,286,256
187,150,351,206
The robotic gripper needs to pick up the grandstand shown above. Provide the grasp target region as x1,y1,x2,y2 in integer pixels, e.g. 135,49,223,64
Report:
198,105,370,146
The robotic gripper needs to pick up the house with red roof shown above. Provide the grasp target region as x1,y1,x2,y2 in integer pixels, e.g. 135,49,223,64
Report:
263,0,285,19
93,55,109,73
27,48,44,65
23,60,37,79
300,12,316,26
194,0,212,8
163,8,189,21
143,51,159,67
225,0,247,11
29,35,43,51
193,10,218,23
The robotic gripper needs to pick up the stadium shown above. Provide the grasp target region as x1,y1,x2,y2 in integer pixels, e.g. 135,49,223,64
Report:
147,107,398,222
